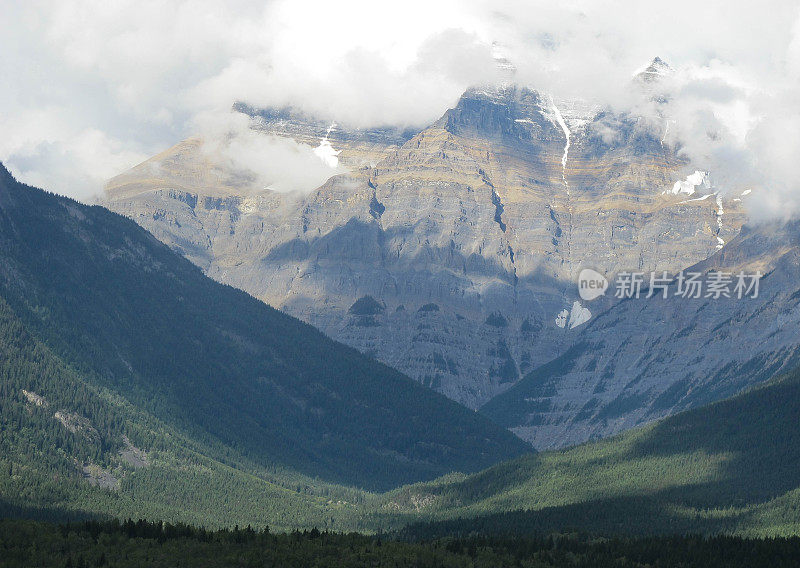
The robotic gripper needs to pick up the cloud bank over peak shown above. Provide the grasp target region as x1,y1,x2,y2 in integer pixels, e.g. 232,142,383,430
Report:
1,0,799,220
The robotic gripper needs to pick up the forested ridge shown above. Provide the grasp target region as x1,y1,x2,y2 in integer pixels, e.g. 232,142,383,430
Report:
4,519,800,568
381,367,800,537
0,292,380,530
0,162,528,493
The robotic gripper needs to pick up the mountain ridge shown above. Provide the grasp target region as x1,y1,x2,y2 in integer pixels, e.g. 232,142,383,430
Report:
0,163,530,493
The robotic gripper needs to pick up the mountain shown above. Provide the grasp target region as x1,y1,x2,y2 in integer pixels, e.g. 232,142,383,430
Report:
103,72,745,413
2,160,797,536
482,219,800,448
0,163,529,500
6,238,800,538
0,290,358,529
234,102,421,170
385,365,800,537
634,55,674,85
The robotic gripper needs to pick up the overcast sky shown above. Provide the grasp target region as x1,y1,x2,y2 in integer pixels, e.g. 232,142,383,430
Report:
2,0,799,218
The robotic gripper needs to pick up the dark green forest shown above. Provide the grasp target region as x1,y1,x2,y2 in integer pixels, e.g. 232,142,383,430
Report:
4,519,800,568
0,163,527,493
382,368,800,538
0,290,380,531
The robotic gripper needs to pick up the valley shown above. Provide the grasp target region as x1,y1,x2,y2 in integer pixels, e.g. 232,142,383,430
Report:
3,5,800,562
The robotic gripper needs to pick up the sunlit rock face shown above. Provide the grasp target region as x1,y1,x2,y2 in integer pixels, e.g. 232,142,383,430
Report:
233,102,421,170
104,82,745,412
483,220,800,449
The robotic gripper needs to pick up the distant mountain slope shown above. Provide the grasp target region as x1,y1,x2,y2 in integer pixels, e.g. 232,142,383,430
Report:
385,366,800,537
104,71,745,412
481,220,800,449
0,164,528,493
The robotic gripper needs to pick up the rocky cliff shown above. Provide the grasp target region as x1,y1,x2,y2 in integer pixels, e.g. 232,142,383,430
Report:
104,68,746,415
483,219,800,448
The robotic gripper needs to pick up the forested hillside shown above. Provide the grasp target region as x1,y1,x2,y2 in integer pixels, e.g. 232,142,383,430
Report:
379,367,800,537
0,292,382,530
0,163,527,497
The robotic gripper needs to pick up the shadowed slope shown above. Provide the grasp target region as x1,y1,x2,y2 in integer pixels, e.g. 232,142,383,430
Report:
0,164,529,492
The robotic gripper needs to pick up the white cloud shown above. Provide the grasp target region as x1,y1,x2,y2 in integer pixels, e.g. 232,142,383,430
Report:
1,0,799,218
194,110,346,193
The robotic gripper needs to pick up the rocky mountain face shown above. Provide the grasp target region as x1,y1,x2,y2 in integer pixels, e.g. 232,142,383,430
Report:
103,66,746,417
484,220,800,448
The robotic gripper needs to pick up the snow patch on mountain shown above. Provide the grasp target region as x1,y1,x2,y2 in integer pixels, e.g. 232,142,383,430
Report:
313,123,341,168
555,308,568,328
568,301,591,329
555,301,591,329
666,170,709,196
715,194,725,249
549,96,571,194
679,194,713,204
